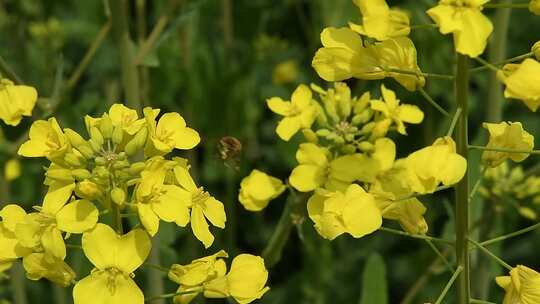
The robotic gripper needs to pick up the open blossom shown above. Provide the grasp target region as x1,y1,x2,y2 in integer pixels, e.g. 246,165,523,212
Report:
238,170,285,211
266,84,318,141
307,184,382,240
18,118,70,161
496,265,540,304
498,59,540,112
482,122,534,167
349,0,410,41
427,0,493,57
0,78,37,126
73,224,151,304
312,27,424,91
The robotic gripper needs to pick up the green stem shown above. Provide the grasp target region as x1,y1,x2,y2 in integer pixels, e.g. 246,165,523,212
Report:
143,263,169,273
480,222,540,246
434,266,463,304
425,239,455,272
469,167,487,202
0,54,23,84
262,191,304,268
109,0,141,111
470,299,497,304
387,68,454,80
484,3,529,8
468,238,512,271
469,52,533,73
394,185,453,202
144,289,200,302
446,107,462,137
111,203,123,234
66,20,112,89
409,23,439,30
10,263,28,304
379,227,454,245
472,57,499,73
454,53,470,304
418,88,451,117
468,145,540,154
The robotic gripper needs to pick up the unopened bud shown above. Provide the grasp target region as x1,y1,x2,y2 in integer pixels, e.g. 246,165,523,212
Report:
129,162,146,174
89,127,104,147
125,128,148,156
46,168,73,182
315,129,331,137
99,115,114,139
110,187,126,205
357,141,374,152
112,126,124,145
75,180,102,200
64,129,87,147
341,144,356,154
94,157,106,166
532,41,540,60
530,0,540,15
302,129,318,143
72,169,92,181
64,153,84,167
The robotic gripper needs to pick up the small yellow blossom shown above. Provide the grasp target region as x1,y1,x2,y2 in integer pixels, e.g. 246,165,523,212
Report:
427,0,493,57
307,184,382,240
312,27,424,91
499,59,540,112
4,158,21,181
238,170,285,211
73,224,151,304
144,107,200,156
272,60,299,85
23,253,75,286
496,265,540,304
0,205,31,262
406,137,467,194
370,84,424,135
18,118,69,160
0,78,37,126
530,0,540,15
174,165,226,248
223,254,270,304
482,122,534,167
266,84,317,141
349,0,410,41
108,103,145,135
532,41,540,60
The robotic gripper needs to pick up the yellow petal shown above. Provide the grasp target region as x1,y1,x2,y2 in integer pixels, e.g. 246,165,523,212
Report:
41,226,66,260
153,185,191,226
191,205,214,248
291,84,312,109
42,180,75,215
276,117,301,141
453,9,493,57
289,164,326,192
73,270,144,304
23,253,75,287
296,143,329,167
226,254,270,304
202,197,226,229
56,200,98,233
4,158,21,181
0,204,27,233
266,97,291,116
138,203,160,237
342,184,382,238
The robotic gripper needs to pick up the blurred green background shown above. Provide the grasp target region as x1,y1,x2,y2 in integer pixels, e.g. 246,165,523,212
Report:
1,0,539,303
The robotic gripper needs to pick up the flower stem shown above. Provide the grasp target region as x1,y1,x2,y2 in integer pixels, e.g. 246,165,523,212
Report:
470,299,497,304
468,238,512,271
425,239,455,272
418,88,451,117
109,0,141,111
446,107,462,137
388,68,454,80
144,289,200,302
0,54,23,84
379,227,454,246
469,52,533,73
480,222,540,246
454,53,470,304
434,266,463,304
468,145,540,154
472,57,499,73
484,3,529,8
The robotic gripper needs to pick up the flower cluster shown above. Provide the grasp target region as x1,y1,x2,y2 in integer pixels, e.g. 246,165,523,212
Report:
0,103,269,303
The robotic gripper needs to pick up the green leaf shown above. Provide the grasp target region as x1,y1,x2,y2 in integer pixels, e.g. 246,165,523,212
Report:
359,253,388,304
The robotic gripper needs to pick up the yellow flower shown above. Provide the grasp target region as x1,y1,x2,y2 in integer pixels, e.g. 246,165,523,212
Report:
406,136,467,194
23,253,75,286
224,254,269,304
144,107,200,156
238,170,286,211
532,41,540,60
349,0,410,41
530,0,540,15
0,78,37,126
427,0,493,57
312,27,424,91
135,157,191,236
496,265,540,304
15,199,98,261
108,103,145,135
4,158,21,181
482,122,534,167
272,60,299,85
499,59,540,112
266,84,317,141
18,118,69,160
0,205,31,263
73,224,151,304
307,184,382,240
370,84,424,135
174,165,226,248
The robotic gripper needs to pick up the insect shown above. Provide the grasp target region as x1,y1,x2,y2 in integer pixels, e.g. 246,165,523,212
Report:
217,136,243,170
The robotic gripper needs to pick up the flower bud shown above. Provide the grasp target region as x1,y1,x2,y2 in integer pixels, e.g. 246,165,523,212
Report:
357,141,374,152
129,162,146,174
110,187,126,205
64,128,87,147
64,153,84,167
302,129,318,143
315,129,331,137
99,115,114,139
22,253,76,287
94,157,106,166
532,41,540,60
341,144,356,154
125,128,148,156
94,167,110,179
112,126,124,146
89,127,104,147
75,180,102,199
530,0,540,15
45,168,73,182
333,136,345,145
72,169,92,181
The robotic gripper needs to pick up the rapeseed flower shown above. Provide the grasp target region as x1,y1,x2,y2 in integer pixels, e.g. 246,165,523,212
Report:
4,158,21,181
530,0,540,15
0,78,37,126
496,265,540,304
482,122,534,167
238,170,286,211
349,0,410,41
427,0,493,57
73,224,151,304
266,84,317,141
499,59,540,112
18,118,69,161
272,60,299,85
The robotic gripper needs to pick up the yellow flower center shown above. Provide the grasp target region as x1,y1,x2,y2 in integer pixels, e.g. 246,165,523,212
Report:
157,128,176,146
100,268,130,295
192,187,210,206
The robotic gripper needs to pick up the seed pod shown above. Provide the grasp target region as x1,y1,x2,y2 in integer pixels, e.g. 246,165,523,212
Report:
111,187,126,206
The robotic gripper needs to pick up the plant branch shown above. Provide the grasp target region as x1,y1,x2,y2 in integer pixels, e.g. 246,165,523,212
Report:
418,88,451,117
434,266,463,304
480,222,540,246
0,54,23,84
379,227,454,245
468,145,540,155
468,238,512,271
469,52,533,73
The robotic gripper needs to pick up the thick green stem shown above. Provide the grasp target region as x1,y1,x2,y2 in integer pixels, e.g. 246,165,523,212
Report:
109,0,141,111
454,54,470,304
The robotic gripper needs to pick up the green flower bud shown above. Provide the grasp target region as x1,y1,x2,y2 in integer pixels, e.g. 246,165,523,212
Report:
302,129,318,143
64,153,84,167
75,180,102,200
333,136,345,145
110,187,126,206
94,167,110,179
89,127,104,147
532,41,540,60
344,134,355,142
99,115,114,139
359,122,375,135
316,129,331,137
94,157,106,166
357,141,374,152
125,128,148,156
72,169,92,180
64,128,87,147
129,162,146,174
112,160,130,170
112,126,124,146
341,144,356,154
45,168,73,182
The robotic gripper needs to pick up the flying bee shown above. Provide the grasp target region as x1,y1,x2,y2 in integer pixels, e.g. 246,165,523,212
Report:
217,136,243,170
